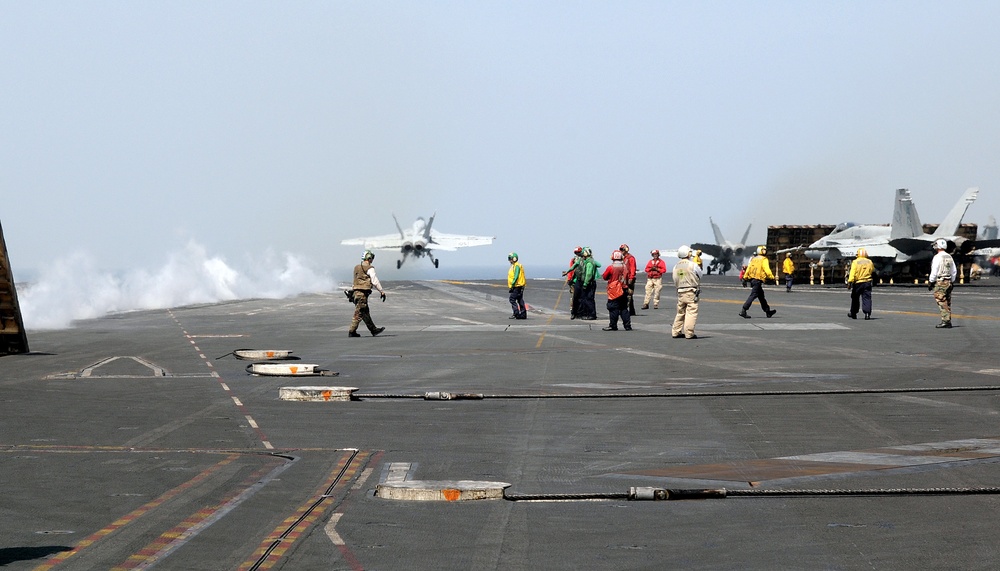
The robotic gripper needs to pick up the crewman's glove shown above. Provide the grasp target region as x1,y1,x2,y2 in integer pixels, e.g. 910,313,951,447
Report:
380,292,386,302
927,282,934,291
509,288,514,293
742,280,748,288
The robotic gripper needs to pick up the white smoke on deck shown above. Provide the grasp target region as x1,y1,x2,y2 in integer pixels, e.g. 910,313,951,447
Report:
19,241,334,330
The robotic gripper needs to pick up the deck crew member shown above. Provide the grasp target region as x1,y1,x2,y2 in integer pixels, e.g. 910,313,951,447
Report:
620,244,638,316
577,248,599,320
642,249,666,310
782,253,795,292
349,250,387,337
739,246,777,319
929,239,957,328
671,245,702,339
847,248,875,320
602,251,631,331
508,252,527,319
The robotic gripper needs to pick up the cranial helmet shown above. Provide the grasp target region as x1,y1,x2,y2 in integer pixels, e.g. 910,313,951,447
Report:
650,249,660,256
677,245,691,259
611,250,623,261
619,243,630,253
362,250,375,262
934,239,948,251
508,252,519,262
756,245,767,256
856,248,867,258
574,246,583,255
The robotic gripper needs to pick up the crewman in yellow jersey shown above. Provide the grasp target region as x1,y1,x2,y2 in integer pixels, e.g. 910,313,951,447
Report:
782,253,795,292
507,252,527,319
847,247,875,320
739,245,777,319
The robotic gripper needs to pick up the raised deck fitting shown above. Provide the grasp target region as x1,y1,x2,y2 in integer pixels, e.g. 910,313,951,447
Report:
233,349,295,361
278,386,358,402
376,480,511,501
247,362,338,376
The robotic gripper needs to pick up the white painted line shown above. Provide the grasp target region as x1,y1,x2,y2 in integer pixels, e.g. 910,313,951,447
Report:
263,441,274,449
220,382,229,390
245,416,259,429
212,372,221,379
443,316,488,325
383,462,412,484
232,397,243,407
698,323,850,331
324,513,345,545
352,467,375,491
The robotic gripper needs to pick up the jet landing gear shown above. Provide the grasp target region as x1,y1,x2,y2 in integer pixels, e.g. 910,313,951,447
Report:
433,258,440,268
397,260,402,269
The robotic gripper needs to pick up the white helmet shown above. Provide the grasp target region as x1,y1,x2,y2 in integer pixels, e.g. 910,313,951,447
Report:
677,245,691,259
934,239,948,251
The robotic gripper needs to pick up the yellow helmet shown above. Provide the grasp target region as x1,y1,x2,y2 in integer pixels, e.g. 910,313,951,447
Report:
856,248,867,258
756,245,767,256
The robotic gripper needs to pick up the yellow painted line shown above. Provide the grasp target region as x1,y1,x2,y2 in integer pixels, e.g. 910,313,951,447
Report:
536,288,565,348
34,455,240,570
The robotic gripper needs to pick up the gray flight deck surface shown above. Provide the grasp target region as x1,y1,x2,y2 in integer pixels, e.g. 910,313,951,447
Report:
3,275,1000,570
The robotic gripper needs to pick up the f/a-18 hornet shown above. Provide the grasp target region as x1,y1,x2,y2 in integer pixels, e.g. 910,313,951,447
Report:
341,214,495,269
691,218,753,274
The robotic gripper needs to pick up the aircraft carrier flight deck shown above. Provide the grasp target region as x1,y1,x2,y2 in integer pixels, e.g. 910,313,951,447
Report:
3,275,1000,570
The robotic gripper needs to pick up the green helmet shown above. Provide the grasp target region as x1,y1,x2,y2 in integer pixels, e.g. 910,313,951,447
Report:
362,250,375,261
508,252,519,262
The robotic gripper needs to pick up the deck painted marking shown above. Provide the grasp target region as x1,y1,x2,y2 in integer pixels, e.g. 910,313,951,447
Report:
238,451,367,571
33,455,240,570
623,437,1000,483
108,457,289,570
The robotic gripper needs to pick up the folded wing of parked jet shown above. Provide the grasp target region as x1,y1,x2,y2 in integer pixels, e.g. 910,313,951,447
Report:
889,187,988,256
779,187,991,277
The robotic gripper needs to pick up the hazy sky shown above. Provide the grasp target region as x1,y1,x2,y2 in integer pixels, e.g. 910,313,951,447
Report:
5,1,1000,284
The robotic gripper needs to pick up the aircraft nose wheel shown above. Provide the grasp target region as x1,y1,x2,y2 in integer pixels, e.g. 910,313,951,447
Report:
433,258,439,268
397,260,402,269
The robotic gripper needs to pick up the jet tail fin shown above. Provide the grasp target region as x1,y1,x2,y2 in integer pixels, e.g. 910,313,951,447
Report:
392,214,405,239
425,212,436,237
890,188,923,240
710,218,726,245
933,187,978,237
739,223,752,246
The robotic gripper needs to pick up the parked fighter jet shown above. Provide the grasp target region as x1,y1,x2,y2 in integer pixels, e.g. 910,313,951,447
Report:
691,218,752,274
781,187,999,276
341,214,494,269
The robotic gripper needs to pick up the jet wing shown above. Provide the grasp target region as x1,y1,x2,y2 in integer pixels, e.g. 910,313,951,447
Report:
776,246,807,254
690,243,724,258
972,239,1000,250
428,231,494,252
340,233,406,250
888,238,932,256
